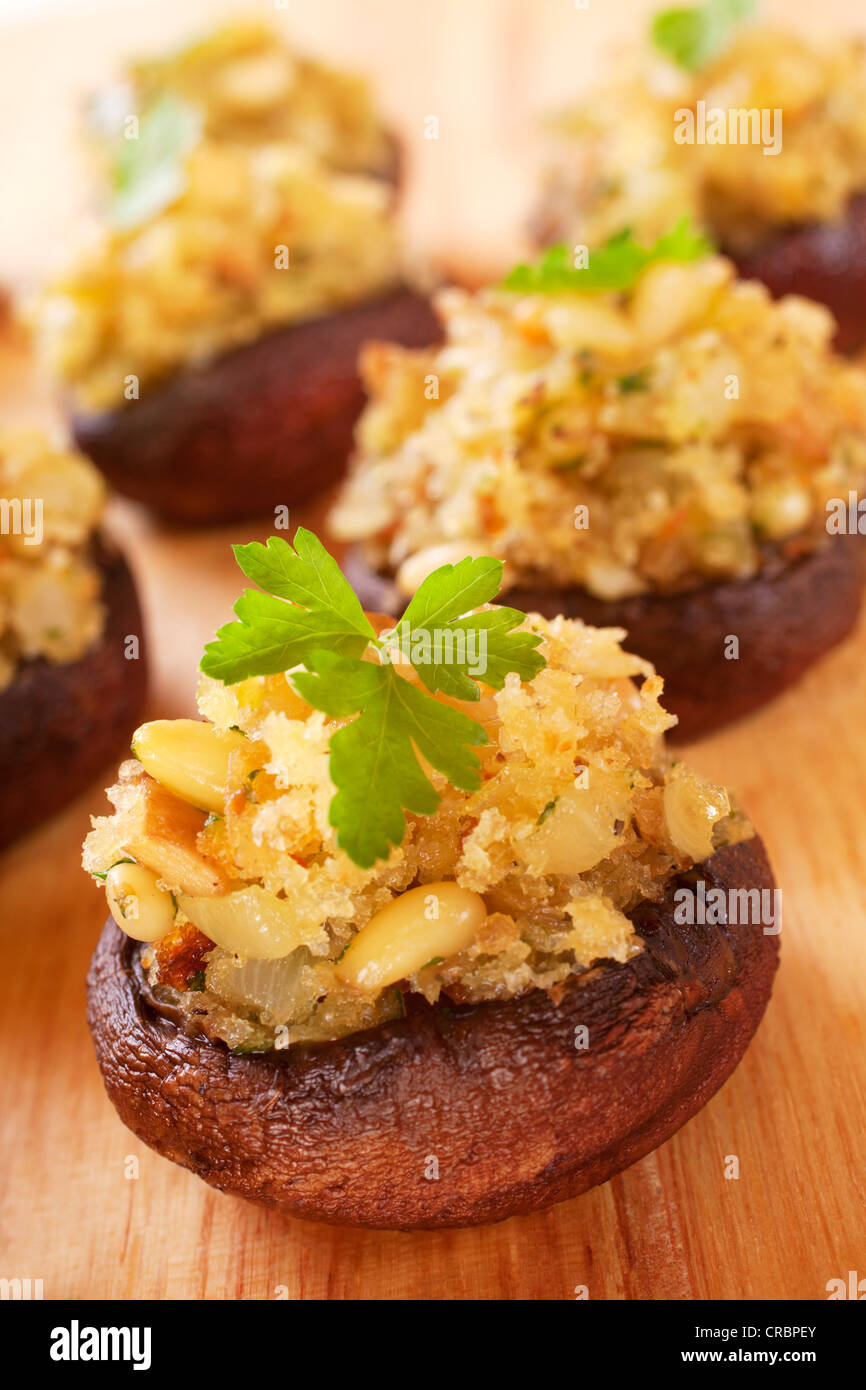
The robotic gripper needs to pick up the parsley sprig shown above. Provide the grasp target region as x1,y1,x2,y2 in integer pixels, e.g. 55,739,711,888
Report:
650,0,755,73
201,530,545,869
111,92,200,229
501,218,712,293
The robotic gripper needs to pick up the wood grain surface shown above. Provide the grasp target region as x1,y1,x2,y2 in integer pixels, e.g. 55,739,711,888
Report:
1,0,865,1301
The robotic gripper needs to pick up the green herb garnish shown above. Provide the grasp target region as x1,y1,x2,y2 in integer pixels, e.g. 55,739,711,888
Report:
650,0,755,73
187,970,206,992
111,93,200,229
501,218,713,294
536,799,559,826
617,369,652,394
201,530,545,870
201,530,374,682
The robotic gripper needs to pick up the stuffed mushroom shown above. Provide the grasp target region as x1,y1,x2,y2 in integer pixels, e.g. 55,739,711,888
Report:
38,22,439,524
0,428,147,848
532,10,866,352
85,529,777,1228
332,232,866,740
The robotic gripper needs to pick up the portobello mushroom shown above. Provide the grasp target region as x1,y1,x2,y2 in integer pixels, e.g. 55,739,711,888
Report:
343,533,866,743
87,836,778,1230
0,539,147,849
71,287,441,525
82,530,780,1229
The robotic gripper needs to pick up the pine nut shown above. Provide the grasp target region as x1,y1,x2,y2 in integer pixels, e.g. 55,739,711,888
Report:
106,861,176,942
131,719,247,814
751,481,812,540
629,258,731,349
336,881,487,992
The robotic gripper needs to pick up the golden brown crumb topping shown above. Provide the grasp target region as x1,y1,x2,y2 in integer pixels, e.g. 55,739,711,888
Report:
83,614,751,1051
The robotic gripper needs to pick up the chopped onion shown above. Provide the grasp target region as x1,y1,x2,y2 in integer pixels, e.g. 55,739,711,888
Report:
531,777,631,875
664,765,730,862
207,948,318,1025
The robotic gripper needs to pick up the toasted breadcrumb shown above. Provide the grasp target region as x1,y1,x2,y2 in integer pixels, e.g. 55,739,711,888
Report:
85,614,752,1048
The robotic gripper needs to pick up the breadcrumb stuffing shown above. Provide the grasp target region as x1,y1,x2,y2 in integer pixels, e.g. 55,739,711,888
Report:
38,23,404,408
331,256,866,597
84,614,751,1048
0,429,106,689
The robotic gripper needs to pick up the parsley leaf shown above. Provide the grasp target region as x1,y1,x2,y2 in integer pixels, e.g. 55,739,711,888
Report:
111,92,200,229
292,651,486,869
400,555,503,629
650,0,755,73
232,532,372,630
404,608,545,701
501,218,713,293
201,530,376,682
200,529,548,868
390,556,545,701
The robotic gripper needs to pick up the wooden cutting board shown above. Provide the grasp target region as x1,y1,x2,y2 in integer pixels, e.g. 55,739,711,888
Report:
1,0,865,1302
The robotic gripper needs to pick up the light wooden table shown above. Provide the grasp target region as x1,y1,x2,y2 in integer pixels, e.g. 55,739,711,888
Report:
1,0,865,1301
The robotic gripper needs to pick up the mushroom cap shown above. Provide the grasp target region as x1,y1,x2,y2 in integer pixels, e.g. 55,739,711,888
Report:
71,286,441,525
0,537,147,849
87,836,778,1229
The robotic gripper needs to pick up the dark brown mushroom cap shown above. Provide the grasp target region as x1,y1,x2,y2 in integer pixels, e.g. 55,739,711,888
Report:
0,537,147,849
726,193,866,354
71,287,441,525
343,535,865,743
87,836,778,1229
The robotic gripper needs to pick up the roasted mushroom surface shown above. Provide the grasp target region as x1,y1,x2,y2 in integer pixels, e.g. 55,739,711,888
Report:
88,837,778,1229
71,287,440,525
727,197,866,356
1,541,146,848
